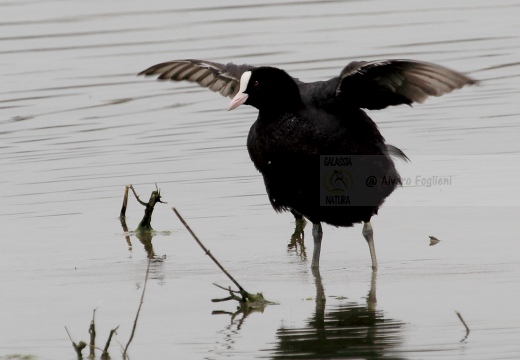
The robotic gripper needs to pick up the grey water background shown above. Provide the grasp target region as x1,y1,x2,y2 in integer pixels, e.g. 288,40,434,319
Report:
1,0,520,359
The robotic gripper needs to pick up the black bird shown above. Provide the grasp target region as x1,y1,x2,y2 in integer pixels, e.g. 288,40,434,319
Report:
139,59,475,269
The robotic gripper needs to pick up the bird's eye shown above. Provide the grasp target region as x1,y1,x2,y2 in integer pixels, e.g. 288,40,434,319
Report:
253,81,259,87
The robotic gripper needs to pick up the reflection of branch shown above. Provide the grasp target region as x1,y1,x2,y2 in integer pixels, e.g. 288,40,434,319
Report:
124,257,152,357
212,297,268,330
119,215,133,251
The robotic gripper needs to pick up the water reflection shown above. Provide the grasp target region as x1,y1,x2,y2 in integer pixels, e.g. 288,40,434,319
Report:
120,215,159,259
269,270,405,359
213,301,268,330
119,215,167,290
212,286,269,354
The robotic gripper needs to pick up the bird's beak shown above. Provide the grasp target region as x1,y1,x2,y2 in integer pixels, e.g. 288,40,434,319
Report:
228,71,252,111
228,92,248,111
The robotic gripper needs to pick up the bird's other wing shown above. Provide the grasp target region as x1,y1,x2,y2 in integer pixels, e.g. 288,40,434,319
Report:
138,59,256,98
336,59,477,110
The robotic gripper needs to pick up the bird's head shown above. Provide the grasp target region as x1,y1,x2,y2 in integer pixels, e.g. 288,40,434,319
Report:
228,67,302,112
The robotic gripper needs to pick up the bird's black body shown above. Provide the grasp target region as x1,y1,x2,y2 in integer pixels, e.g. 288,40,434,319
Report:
139,58,476,268
246,95,396,227
242,67,401,227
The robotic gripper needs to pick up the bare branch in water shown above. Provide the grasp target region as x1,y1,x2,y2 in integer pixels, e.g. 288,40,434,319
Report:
455,311,470,341
120,184,166,232
172,207,275,307
101,326,120,360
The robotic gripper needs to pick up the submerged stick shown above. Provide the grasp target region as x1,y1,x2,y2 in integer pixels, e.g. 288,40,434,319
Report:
172,207,247,298
123,256,152,357
455,311,470,341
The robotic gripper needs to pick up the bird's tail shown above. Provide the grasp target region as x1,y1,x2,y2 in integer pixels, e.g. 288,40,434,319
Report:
385,144,410,162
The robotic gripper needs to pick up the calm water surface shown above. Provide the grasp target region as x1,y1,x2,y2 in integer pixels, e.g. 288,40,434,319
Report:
1,0,520,359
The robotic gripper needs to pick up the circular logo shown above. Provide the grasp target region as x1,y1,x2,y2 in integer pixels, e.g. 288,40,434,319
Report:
323,169,354,194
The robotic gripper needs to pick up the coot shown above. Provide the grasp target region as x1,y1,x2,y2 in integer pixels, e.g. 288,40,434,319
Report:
139,59,476,269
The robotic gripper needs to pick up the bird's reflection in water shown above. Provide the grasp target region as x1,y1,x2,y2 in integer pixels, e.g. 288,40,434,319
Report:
211,218,405,358
270,269,405,359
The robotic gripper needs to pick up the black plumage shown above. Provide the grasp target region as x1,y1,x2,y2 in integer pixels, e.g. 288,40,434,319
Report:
139,59,476,269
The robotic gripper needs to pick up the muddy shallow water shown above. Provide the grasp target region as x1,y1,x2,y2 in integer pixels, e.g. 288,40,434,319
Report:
1,0,520,359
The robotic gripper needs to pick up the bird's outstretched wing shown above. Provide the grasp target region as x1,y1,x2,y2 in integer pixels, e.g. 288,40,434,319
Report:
138,59,255,98
336,60,477,110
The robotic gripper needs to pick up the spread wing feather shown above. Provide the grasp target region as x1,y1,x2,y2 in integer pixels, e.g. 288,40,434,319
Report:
138,59,255,98
336,60,477,110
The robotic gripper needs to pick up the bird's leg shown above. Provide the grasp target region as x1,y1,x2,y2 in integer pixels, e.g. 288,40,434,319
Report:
362,221,378,271
311,223,323,268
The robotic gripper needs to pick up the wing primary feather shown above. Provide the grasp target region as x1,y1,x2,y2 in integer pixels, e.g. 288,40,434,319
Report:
138,59,255,99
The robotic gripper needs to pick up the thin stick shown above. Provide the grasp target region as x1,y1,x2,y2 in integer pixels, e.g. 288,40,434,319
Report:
123,256,152,356
101,326,120,360
120,185,130,218
120,184,148,218
213,283,241,294
64,326,74,345
129,184,148,206
65,326,86,359
455,311,470,339
89,308,96,358
172,207,247,296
